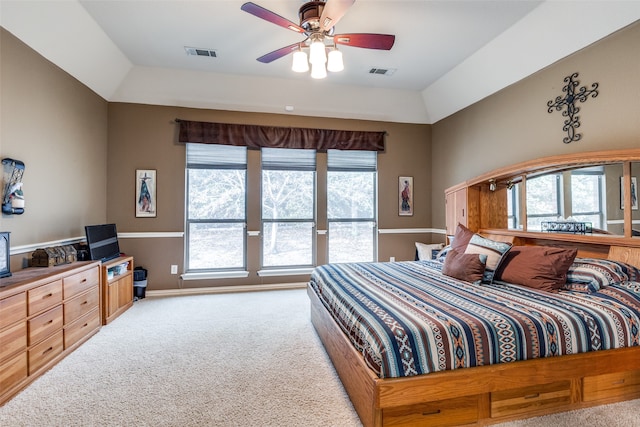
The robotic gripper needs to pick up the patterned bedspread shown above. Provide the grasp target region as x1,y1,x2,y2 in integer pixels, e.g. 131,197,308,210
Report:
309,260,640,379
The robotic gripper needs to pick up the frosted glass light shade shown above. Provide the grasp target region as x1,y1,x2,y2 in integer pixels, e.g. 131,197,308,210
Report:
327,49,344,72
292,50,309,72
309,40,327,64
311,62,327,79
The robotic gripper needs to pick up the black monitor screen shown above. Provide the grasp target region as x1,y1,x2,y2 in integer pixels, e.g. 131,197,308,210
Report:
85,223,120,262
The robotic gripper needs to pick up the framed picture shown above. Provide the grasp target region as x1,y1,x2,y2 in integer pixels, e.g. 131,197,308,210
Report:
399,176,413,216
136,169,156,217
620,176,638,210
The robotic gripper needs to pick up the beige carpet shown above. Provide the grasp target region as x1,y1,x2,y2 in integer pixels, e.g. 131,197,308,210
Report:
1,288,639,427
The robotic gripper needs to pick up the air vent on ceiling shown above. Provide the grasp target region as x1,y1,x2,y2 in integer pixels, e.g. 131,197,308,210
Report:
184,47,218,58
368,67,396,76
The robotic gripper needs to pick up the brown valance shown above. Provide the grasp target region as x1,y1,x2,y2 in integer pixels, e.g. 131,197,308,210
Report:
176,119,385,151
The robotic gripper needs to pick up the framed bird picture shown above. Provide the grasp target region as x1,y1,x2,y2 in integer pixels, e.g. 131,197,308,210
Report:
136,169,156,218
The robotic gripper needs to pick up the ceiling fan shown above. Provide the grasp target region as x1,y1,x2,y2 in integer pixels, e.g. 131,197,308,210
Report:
240,0,395,77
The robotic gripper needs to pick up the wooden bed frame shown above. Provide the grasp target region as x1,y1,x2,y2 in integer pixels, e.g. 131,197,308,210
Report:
308,240,640,426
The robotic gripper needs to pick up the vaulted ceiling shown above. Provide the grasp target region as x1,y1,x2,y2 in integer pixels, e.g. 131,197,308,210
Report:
1,1,639,124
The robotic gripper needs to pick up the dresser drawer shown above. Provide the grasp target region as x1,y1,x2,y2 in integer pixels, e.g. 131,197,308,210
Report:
28,280,63,315
64,308,100,349
491,381,571,418
0,292,27,329
583,370,640,402
64,286,99,325
28,306,63,346
64,266,99,299
383,395,479,427
0,351,28,394
0,321,27,361
28,330,63,375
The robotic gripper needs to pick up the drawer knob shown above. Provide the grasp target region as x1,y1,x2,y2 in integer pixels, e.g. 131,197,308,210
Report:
43,293,53,299
43,346,54,355
612,379,625,385
81,300,88,305
524,393,540,399
422,409,441,416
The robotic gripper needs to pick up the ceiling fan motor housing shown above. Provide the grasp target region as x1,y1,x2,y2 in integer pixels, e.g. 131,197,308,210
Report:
299,1,329,34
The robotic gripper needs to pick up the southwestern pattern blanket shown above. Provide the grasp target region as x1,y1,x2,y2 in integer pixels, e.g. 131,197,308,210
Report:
309,260,640,379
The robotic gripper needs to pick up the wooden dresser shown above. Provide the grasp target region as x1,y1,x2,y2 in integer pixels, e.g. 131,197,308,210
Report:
0,261,101,405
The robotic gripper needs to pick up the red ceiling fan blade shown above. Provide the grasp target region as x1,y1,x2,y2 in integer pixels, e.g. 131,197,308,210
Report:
257,42,304,64
333,33,395,50
319,0,356,31
241,2,305,34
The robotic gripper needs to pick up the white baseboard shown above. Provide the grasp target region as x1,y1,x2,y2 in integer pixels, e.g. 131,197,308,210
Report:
145,282,308,298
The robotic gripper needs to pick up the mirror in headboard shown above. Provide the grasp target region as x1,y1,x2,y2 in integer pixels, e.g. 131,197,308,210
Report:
446,149,640,241
505,164,626,236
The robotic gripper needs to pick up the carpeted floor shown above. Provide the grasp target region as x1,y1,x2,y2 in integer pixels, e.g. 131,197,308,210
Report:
1,288,639,427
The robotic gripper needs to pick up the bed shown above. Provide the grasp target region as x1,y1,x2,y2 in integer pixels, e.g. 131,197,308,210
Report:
308,237,640,426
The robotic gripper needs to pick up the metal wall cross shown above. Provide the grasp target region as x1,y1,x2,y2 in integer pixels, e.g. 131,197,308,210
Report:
547,72,599,144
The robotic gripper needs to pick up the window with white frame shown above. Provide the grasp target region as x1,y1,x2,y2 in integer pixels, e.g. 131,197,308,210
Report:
327,150,377,263
261,148,316,268
526,173,562,230
570,168,605,228
186,143,247,271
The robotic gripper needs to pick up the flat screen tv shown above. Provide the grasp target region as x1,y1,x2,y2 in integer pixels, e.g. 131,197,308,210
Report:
85,223,121,262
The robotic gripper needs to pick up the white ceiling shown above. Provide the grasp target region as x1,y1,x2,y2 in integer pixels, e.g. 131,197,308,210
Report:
1,1,639,124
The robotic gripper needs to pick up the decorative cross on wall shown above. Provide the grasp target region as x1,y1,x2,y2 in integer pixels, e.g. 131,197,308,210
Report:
547,72,599,144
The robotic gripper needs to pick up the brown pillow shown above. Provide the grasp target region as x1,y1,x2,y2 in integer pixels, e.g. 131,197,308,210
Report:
495,246,578,292
442,248,486,284
450,223,475,254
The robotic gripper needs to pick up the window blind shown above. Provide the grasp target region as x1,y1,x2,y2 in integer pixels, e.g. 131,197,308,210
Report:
187,143,247,169
261,148,316,171
328,149,377,171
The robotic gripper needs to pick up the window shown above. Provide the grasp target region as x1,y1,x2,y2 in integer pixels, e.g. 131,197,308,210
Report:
571,168,604,228
327,150,377,263
261,148,316,268
186,144,247,271
507,182,521,230
526,173,562,230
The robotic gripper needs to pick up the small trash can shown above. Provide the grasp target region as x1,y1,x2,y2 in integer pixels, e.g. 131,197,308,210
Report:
133,267,148,300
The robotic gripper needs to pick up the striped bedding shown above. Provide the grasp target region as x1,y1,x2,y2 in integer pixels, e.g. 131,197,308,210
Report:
309,260,640,379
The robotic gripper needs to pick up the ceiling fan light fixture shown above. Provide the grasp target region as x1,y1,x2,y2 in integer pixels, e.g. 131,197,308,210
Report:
327,48,344,72
310,62,327,79
309,38,327,64
292,50,310,72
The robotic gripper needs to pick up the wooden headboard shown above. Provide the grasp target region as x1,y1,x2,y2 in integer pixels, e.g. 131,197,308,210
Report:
608,246,640,269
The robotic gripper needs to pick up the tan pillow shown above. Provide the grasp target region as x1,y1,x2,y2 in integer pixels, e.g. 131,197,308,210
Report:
442,248,486,284
495,246,577,292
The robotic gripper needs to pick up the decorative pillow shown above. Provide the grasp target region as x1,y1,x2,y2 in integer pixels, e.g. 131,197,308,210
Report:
464,234,512,284
564,258,638,292
450,223,475,254
442,248,487,284
435,245,452,263
415,242,444,261
495,246,577,292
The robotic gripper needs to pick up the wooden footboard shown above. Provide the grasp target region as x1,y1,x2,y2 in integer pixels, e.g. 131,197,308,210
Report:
308,283,640,426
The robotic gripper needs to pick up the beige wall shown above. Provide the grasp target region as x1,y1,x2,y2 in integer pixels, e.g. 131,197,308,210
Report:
1,28,108,271
4,20,638,290
431,21,640,229
107,103,432,290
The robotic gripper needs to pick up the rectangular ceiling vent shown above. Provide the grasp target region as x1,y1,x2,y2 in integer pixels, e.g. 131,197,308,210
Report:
184,47,218,58
368,67,396,76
